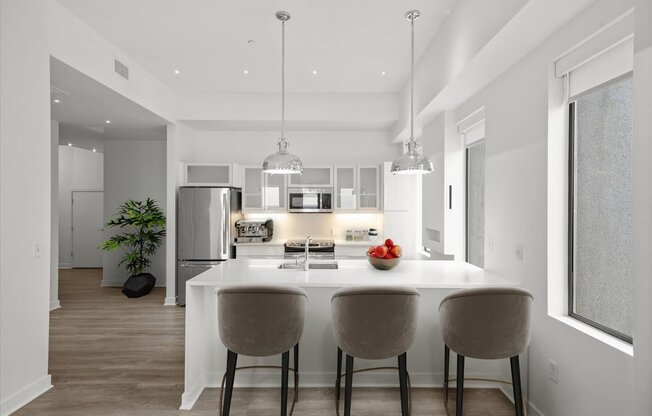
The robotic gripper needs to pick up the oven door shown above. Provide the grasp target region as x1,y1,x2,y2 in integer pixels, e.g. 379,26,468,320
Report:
288,189,322,213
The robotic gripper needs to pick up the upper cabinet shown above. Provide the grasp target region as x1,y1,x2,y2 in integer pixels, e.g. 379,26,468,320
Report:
334,165,381,212
288,166,333,187
241,167,288,212
184,163,239,186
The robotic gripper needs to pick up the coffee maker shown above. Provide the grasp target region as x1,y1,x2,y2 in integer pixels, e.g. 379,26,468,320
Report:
234,219,274,243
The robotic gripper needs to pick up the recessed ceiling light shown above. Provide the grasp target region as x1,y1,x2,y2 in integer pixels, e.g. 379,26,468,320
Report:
243,69,249,74
312,70,318,75
53,99,61,103
174,69,180,74
68,143,72,147
105,120,111,124
381,71,387,76
247,39,256,45
92,148,97,153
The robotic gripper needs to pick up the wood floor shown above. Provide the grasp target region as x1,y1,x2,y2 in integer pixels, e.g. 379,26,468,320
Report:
14,268,516,415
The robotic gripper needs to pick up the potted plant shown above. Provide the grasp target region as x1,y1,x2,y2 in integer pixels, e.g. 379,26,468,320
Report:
101,198,166,298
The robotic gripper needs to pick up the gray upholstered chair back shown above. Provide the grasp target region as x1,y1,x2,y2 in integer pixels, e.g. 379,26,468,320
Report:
439,287,533,359
218,285,307,357
331,286,420,360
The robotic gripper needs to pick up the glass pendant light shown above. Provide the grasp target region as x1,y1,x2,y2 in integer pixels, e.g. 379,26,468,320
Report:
262,11,303,175
391,10,433,175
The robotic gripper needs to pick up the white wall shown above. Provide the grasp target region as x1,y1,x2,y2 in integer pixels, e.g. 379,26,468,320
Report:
0,1,53,414
50,121,60,310
454,1,637,415
58,146,104,268
102,140,167,286
192,130,399,166
633,0,652,412
421,114,446,254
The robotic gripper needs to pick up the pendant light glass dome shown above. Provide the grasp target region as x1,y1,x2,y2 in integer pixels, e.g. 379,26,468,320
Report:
391,10,433,175
262,11,303,175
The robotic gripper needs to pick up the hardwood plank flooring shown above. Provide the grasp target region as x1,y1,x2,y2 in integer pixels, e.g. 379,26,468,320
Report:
14,269,516,415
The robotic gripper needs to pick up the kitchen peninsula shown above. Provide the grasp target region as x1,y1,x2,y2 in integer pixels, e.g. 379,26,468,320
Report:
181,258,519,410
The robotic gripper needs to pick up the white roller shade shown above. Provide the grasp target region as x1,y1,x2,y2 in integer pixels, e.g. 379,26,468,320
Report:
555,10,634,99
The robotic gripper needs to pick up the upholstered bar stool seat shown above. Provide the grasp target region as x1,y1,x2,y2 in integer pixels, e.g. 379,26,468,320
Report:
218,285,308,416
439,287,533,416
331,286,420,416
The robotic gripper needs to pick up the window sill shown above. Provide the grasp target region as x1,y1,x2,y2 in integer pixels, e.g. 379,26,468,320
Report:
550,314,633,356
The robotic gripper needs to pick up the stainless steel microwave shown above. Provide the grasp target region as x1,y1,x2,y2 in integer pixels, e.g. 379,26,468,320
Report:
288,187,333,213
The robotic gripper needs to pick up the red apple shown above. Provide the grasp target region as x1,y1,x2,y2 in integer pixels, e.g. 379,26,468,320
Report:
369,251,378,258
375,245,389,258
367,246,376,255
384,252,396,259
390,245,402,258
385,239,394,248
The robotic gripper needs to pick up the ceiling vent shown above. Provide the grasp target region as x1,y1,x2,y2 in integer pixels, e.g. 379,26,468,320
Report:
114,59,129,80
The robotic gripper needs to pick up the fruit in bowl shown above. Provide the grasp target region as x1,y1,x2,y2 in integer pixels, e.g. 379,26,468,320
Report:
367,239,402,270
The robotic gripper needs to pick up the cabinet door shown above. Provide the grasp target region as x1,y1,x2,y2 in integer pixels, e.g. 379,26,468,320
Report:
242,166,264,211
264,173,287,211
334,166,356,210
357,165,380,210
288,166,333,187
185,164,232,185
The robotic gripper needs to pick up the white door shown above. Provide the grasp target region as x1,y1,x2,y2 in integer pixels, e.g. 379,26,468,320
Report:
72,191,104,268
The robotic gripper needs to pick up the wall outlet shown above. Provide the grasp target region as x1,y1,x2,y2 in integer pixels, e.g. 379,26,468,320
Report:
34,243,43,257
548,359,559,384
515,244,524,261
331,227,340,237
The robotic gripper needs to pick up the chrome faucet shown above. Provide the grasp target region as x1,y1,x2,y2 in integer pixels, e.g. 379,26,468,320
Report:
303,236,312,271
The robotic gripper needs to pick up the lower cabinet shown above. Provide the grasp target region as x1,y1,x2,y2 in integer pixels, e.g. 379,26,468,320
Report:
235,245,284,259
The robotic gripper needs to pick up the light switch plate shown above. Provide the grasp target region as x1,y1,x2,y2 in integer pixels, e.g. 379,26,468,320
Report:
515,244,524,261
34,243,43,257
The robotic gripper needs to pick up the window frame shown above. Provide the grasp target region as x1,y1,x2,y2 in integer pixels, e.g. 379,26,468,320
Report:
567,91,633,344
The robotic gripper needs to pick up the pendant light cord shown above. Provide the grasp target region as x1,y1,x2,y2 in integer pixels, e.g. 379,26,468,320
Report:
281,20,286,139
410,16,415,141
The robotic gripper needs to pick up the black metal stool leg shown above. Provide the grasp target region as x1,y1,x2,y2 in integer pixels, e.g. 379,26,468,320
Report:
456,354,465,416
398,353,409,416
294,343,299,402
344,354,354,416
336,347,343,402
281,351,290,416
444,345,450,402
222,350,238,416
511,356,524,416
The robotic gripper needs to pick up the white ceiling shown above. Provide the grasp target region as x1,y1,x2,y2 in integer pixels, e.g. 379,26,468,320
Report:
55,0,458,94
50,57,167,140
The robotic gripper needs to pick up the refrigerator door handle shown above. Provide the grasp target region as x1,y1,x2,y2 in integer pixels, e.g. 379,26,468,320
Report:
222,193,228,256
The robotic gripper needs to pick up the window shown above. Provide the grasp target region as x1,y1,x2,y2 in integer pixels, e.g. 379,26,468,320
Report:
466,141,485,268
568,75,633,343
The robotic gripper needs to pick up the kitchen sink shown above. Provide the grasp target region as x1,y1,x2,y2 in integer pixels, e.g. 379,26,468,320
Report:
278,262,339,270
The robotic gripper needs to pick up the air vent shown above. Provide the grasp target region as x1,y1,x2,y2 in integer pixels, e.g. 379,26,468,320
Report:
114,59,129,80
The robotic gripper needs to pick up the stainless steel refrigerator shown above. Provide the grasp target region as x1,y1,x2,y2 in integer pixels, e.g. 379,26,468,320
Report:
176,187,242,305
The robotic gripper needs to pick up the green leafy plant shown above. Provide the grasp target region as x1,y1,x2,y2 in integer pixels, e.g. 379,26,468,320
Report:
101,198,166,276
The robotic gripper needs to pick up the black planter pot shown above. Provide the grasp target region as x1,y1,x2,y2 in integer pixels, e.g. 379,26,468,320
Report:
122,273,156,298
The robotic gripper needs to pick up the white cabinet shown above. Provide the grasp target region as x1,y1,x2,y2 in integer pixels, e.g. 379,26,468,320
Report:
288,166,333,187
357,166,380,211
235,244,284,259
242,166,264,211
185,163,239,186
335,166,357,210
334,165,381,211
264,173,287,211
241,167,288,212
382,161,421,258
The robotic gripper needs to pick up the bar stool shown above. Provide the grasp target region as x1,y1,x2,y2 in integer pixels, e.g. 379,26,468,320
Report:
331,286,420,416
217,285,307,416
439,287,533,416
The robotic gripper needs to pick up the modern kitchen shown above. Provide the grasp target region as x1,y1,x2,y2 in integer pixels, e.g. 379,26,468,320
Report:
1,1,651,416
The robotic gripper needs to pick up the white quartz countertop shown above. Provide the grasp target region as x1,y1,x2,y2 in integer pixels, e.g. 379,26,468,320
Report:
187,259,516,289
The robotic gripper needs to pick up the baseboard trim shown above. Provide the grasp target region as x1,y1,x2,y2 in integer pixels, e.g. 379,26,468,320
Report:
58,263,71,269
49,300,61,311
0,374,52,416
498,385,545,416
164,296,177,306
